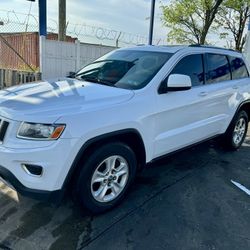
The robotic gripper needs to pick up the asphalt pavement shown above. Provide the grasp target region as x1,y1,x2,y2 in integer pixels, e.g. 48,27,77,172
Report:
1,129,250,250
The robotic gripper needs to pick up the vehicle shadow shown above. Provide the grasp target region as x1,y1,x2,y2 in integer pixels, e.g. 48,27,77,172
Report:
0,132,249,250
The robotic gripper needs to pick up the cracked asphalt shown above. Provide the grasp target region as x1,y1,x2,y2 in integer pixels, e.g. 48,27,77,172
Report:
1,129,250,250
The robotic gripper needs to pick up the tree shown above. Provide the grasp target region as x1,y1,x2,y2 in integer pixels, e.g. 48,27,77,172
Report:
161,0,224,45
216,0,250,52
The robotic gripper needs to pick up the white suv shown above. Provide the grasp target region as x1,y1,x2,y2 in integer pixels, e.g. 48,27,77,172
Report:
0,45,250,213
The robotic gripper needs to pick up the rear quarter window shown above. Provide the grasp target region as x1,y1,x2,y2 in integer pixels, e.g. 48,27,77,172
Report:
229,56,249,80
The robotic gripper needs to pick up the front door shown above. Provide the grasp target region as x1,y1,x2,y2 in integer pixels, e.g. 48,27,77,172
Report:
153,53,233,158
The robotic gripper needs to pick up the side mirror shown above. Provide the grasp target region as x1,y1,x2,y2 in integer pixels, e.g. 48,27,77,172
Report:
67,71,76,78
167,74,192,91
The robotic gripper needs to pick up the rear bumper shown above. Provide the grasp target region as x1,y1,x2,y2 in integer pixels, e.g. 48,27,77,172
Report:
0,165,63,202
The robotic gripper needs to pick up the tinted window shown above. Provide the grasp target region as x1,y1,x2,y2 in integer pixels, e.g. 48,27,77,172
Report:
170,54,204,86
206,54,231,84
229,56,249,80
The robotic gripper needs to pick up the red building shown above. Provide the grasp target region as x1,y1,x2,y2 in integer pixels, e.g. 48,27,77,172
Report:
0,32,77,71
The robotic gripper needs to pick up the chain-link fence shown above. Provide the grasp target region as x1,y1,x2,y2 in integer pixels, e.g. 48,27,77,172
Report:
0,9,166,89
0,9,165,47
0,11,41,89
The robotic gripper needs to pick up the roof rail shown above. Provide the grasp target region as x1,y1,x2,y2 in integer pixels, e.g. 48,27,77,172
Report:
159,45,187,48
189,44,236,52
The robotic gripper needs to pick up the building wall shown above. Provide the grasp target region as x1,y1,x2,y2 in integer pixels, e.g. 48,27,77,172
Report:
0,32,77,72
0,32,116,79
42,39,115,79
0,32,39,71
79,42,115,67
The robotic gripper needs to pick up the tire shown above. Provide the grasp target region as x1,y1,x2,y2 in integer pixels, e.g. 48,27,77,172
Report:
223,110,248,150
74,142,137,214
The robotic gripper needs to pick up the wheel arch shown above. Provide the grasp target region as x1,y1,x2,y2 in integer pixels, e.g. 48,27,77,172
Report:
63,129,146,190
238,100,250,119
225,100,250,133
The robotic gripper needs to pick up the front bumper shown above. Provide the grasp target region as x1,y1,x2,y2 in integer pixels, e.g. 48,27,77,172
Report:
0,138,80,192
0,165,63,201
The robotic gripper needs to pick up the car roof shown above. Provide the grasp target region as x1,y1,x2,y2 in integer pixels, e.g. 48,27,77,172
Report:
123,45,243,57
124,45,186,53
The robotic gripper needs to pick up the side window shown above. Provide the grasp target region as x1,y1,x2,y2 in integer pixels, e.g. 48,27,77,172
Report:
229,56,249,80
170,54,204,86
206,54,231,84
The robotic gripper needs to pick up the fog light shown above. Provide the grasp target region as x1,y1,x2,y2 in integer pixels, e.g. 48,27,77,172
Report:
22,164,43,177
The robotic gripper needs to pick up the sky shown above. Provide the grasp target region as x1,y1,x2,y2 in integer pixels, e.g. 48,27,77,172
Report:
0,0,248,48
0,0,169,46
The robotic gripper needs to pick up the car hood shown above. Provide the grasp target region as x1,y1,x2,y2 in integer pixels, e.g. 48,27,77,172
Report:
0,78,134,123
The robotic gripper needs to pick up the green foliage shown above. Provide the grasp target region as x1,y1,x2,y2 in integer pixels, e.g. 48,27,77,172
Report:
225,0,250,11
161,0,223,45
216,0,250,51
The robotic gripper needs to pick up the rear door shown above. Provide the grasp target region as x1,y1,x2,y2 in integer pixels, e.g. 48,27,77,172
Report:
202,53,238,132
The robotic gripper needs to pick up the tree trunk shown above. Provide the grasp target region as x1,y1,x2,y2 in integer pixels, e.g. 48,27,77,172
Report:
200,0,224,44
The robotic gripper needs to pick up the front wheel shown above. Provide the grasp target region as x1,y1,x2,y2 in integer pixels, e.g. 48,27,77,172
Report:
223,110,248,150
74,142,137,214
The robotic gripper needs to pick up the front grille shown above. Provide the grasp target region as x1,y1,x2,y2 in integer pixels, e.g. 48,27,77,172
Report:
0,120,9,143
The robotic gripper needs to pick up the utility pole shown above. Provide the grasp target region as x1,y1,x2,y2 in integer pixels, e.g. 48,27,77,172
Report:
58,0,66,41
27,0,47,78
148,0,156,45
26,0,47,36
38,0,47,37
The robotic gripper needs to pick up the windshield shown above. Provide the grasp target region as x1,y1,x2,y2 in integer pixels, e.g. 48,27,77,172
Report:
75,50,173,90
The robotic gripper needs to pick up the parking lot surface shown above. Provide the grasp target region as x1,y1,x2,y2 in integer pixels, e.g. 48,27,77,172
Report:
1,130,250,250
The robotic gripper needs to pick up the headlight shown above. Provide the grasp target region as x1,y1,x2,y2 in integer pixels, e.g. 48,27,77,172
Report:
17,122,65,140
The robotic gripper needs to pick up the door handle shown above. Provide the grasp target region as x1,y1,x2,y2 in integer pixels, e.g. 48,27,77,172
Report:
199,91,208,97
232,85,238,90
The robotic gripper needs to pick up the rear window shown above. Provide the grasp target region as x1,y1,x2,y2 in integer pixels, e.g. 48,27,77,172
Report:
205,54,231,84
229,56,249,80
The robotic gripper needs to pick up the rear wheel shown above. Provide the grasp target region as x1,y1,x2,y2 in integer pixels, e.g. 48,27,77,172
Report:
223,110,248,150
74,142,137,214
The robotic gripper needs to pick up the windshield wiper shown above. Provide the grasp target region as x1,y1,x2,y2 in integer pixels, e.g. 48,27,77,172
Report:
79,76,116,87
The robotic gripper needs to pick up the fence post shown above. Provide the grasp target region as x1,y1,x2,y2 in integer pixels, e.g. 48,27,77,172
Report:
116,32,122,48
75,39,81,72
39,35,46,79
0,69,3,89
